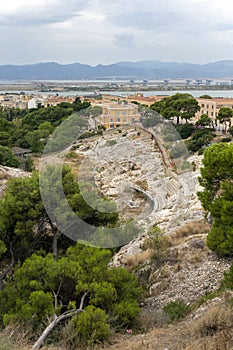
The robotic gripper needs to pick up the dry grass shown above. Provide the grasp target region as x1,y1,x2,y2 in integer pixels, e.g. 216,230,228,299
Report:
0,171,10,180
185,305,233,350
186,248,206,264
170,221,211,246
3,303,233,350
190,305,233,338
125,249,151,268
134,179,148,191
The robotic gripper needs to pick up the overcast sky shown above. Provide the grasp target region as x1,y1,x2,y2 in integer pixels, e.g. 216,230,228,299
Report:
1,0,233,65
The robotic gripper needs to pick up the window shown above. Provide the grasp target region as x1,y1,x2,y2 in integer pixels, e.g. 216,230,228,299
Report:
117,118,120,122
201,104,204,107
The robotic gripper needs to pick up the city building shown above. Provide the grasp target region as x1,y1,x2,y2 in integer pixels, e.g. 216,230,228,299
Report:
196,97,233,126
97,102,141,129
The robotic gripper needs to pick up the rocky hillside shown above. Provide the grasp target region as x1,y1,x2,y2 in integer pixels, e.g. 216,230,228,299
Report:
74,127,232,336
74,126,203,255
1,128,232,350
0,165,29,197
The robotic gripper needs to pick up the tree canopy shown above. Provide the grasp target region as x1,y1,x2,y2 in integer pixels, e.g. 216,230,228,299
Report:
217,107,233,131
0,163,142,348
0,98,91,160
150,93,200,124
198,143,233,255
0,245,142,349
0,165,119,289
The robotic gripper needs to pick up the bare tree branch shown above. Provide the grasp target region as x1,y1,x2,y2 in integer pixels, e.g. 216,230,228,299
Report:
32,291,89,350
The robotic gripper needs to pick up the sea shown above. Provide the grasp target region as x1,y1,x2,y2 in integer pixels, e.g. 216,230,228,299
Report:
1,85,233,98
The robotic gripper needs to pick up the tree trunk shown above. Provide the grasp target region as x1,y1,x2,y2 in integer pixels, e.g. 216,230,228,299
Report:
32,291,88,350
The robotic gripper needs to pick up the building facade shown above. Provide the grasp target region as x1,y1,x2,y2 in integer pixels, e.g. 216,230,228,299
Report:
97,103,141,129
196,98,233,127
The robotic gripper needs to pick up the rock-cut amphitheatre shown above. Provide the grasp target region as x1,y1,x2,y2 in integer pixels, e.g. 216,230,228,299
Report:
75,126,204,263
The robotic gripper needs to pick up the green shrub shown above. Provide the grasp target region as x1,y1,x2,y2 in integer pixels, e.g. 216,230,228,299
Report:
196,291,221,307
163,300,190,322
176,123,195,139
223,263,233,290
187,128,216,153
78,131,96,139
106,139,117,146
66,151,78,158
112,300,140,328
24,157,34,172
187,138,206,152
142,226,169,266
0,146,20,168
98,125,106,131
220,137,232,143
191,128,215,140
73,306,110,344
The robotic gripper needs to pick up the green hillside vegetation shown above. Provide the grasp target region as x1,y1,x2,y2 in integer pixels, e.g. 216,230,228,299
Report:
0,98,91,167
0,166,142,349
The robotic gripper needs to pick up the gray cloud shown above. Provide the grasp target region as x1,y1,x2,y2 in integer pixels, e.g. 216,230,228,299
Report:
0,0,90,26
1,0,233,65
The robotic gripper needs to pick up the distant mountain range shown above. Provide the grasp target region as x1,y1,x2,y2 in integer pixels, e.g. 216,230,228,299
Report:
1,60,233,80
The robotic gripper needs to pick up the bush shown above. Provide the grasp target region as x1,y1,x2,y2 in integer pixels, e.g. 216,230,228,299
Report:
72,306,111,345
223,263,233,290
220,137,231,143
187,138,206,153
24,157,34,172
98,125,106,131
176,123,195,139
66,151,78,158
78,131,96,139
106,139,117,146
142,226,170,266
112,300,141,328
0,146,20,168
61,306,110,349
163,300,190,322
191,128,215,139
